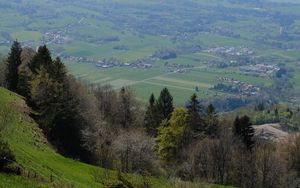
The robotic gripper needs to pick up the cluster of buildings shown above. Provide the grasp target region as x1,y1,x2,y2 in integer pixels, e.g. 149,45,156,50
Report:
42,31,70,45
164,63,194,73
204,46,254,56
62,55,97,64
240,64,279,77
215,77,260,96
96,58,153,69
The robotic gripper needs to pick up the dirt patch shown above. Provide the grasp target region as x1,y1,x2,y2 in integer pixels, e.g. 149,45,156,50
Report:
254,123,289,141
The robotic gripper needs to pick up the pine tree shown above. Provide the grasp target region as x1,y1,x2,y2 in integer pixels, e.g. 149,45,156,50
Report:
233,115,255,149
17,47,35,98
30,67,64,132
186,94,205,141
5,40,22,91
144,94,161,136
233,116,241,136
30,45,52,73
157,88,174,119
205,104,219,137
52,57,66,82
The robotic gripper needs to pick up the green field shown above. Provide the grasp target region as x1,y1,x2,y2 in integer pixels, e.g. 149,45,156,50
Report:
1,0,300,104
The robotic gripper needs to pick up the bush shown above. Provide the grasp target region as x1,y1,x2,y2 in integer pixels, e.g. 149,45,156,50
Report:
0,139,16,172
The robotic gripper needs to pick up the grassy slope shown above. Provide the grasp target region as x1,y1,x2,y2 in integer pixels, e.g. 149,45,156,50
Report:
0,87,166,187
0,87,233,188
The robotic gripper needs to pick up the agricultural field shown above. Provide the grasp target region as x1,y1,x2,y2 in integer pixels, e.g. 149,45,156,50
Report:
0,0,300,106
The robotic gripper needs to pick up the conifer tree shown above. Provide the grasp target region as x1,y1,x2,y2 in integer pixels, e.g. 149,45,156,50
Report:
144,94,160,136
186,94,205,140
233,115,255,149
30,45,52,73
5,40,22,91
17,47,35,99
30,67,64,132
157,88,174,120
52,57,66,82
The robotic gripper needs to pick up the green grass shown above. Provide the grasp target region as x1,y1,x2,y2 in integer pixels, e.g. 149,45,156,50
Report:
0,174,46,188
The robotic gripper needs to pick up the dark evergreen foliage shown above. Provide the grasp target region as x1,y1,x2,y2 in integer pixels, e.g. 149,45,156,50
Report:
29,45,52,73
5,41,22,92
144,93,161,136
156,88,174,119
233,115,255,149
186,94,205,140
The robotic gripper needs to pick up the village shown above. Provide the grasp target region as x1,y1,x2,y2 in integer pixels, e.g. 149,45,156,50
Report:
239,64,279,77
203,46,254,56
214,77,261,96
96,57,154,69
164,62,194,73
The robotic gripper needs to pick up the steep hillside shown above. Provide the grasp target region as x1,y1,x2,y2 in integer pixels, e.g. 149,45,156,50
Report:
0,87,167,187
0,87,233,188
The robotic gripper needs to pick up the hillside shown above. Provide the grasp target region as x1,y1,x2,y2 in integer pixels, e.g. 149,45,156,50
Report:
0,87,164,187
0,87,233,188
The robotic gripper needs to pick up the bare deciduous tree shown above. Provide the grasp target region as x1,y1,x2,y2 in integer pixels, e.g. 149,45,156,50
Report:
112,130,158,174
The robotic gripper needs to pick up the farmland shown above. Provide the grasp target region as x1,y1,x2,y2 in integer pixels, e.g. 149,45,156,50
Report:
0,0,300,106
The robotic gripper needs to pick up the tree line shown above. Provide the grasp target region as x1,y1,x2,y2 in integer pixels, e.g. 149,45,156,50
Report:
2,41,300,187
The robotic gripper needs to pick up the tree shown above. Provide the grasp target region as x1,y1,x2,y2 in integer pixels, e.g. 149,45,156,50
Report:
0,139,16,172
156,107,188,163
29,45,52,73
205,104,219,137
255,141,286,188
30,67,64,132
156,88,174,120
186,94,205,141
17,47,35,98
144,94,161,136
0,59,7,87
117,87,135,129
52,57,66,82
233,116,255,150
209,130,233,184
5,40,22,92
112,130,157,174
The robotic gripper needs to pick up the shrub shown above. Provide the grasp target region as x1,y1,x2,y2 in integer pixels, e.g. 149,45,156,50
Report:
0,139,16,172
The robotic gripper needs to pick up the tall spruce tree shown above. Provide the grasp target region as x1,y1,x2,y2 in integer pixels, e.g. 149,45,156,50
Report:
17,47,35,98
5,40,22,91
157,88,174,120
30,45,52,73
186,94,205,140
233,115,255,149
144,94,161,136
